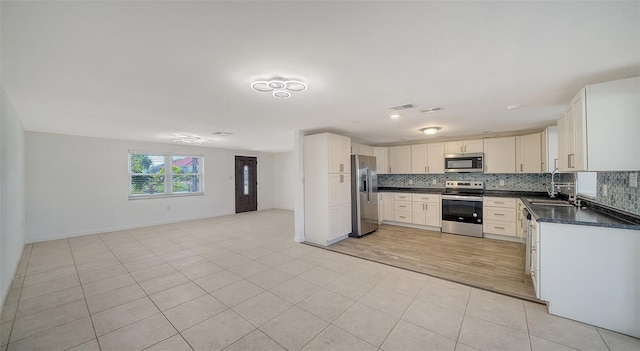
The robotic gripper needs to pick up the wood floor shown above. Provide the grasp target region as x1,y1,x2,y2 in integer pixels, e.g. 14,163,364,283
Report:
322,224,538,302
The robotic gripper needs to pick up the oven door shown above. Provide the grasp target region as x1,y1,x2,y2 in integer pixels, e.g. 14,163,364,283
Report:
442,195,483,224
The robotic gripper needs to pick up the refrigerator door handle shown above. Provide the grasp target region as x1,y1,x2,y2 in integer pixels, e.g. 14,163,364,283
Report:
364,170,370,203
368,168,373,203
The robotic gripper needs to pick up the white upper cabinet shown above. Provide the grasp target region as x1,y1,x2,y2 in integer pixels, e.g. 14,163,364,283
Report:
427,143,445,173
328,134,351,173
373,147,389,174
351,142,374,156
484,137,516,173
541,126,558,172
516,133,542,173
411,143,445,174
388,145,411,174
445,139,483,154
558,77,640,171
410,144,427,174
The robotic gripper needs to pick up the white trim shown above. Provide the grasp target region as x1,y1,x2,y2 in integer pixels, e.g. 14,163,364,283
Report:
128,192,204,200
128,149,204,157
25,212,233,244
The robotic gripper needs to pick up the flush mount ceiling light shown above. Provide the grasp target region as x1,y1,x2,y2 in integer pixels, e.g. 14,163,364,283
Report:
251,77,307,99
173,134,210,145
212,132,233,137
390,114,400,119
420,127,442,135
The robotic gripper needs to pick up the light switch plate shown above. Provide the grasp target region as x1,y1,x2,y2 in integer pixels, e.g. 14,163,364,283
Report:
409,179,413,185
630,173,638,188
432,179,437,185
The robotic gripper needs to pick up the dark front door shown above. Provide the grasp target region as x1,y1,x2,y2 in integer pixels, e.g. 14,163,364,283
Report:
235,156,257,213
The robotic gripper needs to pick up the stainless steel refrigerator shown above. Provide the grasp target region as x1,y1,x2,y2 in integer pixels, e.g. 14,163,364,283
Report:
350,155,379,237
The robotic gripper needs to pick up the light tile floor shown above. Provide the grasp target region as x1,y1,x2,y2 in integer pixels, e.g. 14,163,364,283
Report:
1,209,638,351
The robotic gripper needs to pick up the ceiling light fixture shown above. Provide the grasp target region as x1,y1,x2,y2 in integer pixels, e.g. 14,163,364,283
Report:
507,104,523,110
173,134,210,145
251,77,307,99
212,132,233,137
390,114,400,119
420,127,442,135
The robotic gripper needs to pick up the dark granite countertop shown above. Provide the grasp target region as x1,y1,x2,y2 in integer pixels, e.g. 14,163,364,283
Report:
378,187,640,230
378,187,444,194
522,199,640,231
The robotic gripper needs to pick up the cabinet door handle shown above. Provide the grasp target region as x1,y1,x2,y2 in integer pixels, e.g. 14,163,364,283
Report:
541,162,545,172
399,205,406,208
568,154,575,168
340,175,344,183
520,164,523,172
495,201,504,204
495,213,505,216
425,203,428,211
494,226,505,230
424,166,427,173
340,163,344,172
554,158,559,169
400,216,406,219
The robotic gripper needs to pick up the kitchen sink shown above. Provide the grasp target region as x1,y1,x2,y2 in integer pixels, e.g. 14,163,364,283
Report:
526,199,574,207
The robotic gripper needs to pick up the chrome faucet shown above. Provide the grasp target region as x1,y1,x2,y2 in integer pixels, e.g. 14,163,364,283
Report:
547,168,559,198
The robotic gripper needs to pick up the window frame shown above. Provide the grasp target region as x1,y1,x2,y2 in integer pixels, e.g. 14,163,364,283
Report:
128,151,204,199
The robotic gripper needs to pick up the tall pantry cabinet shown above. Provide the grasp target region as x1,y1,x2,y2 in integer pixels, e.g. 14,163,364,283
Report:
304,133,352,246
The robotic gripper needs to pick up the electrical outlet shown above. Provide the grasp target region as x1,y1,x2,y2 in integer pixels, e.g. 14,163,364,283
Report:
432,179,437,185
499,180,505,186
408,179,414,185
630,173,638,188
602,184,608,197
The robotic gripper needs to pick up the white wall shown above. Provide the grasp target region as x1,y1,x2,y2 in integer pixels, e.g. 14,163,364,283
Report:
25,132,275,243
1,87,26,305
273,151,295,210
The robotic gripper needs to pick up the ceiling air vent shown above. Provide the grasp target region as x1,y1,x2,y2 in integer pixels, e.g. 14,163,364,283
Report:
421,107,445,113
390,103,416,111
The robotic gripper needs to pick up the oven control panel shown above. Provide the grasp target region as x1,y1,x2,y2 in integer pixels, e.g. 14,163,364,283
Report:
445,181,484,189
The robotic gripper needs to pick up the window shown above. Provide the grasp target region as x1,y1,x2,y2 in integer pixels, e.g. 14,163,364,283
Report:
129,152,203,198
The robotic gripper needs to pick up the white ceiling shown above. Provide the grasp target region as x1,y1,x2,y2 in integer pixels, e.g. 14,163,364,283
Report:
2,1,639,152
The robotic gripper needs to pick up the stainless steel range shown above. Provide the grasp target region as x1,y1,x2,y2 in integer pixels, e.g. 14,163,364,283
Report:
441,181,484,238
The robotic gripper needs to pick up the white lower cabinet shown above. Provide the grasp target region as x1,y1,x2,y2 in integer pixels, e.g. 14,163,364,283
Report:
530,220,540,297
382,193,395,221
411,194,441,227
483,197,518,237
382,192,441,228
394,195,412,223
330,204,352,241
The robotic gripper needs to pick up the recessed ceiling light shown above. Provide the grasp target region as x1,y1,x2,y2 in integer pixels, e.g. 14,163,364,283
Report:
507,104,523,110
390,114,400,119
420,127,442,135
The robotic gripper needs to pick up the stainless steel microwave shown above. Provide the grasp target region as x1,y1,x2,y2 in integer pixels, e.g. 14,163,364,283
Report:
444,153,484,173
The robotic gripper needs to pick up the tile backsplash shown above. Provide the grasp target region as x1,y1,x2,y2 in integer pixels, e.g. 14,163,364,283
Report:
596,172,639,216
378,173,564,192
379,172,639,216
